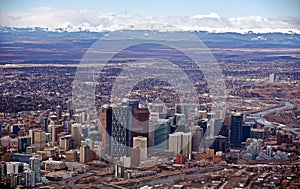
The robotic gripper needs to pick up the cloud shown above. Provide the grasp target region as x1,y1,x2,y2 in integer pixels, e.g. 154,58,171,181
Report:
0,7,299,33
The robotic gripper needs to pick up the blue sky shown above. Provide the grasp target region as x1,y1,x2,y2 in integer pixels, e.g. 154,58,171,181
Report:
1,0,299,18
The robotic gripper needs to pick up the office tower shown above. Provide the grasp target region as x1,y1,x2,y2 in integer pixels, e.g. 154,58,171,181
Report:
169,132,183,155
0,123,2,138
29,129,34,144
192,126,203,152
29,155,41,183
80,145,89,164
133,136,147,161
269,73,275,83
51,125,63,146
131,147,140,167
56,105,62,120
82,125,89,139
242,123,252,142
182,132,192,156
6,162,21,175
169,132,192,156
18,136,31,153
71,123,82,148
31,129,46,151
59,135,72,151
24,170,35,187
148,112,160,151
197,119,207,135
11,124,21,135
153,119,169,153
112,105,130,158
219,124,229,137
100,105,113,157
213,135,227,153
10,174,21,188
132,108,150,146
230,112,243,148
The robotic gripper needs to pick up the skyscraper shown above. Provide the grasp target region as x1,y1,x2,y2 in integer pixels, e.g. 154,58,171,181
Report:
29,129,46,151
112,105,130,157
100,105,113,157
132,108,150,146
18,136,31,153
71,123,82,148
230,112,243,148
56,105,62,120
29,155,41,183
0,123,2,138
169,132,192,156
192,126,203,152
133,136,147,161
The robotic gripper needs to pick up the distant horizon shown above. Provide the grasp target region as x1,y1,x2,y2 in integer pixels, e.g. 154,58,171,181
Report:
0,1,299,33
1,0,300,18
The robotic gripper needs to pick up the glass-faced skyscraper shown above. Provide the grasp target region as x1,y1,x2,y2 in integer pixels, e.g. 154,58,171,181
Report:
230,112,243,148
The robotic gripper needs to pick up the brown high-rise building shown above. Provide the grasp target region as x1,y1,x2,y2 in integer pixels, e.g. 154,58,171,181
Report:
131,147,140,167
100,105,112,157
29,129,46,151
51,125,63,146
34,130,46,151
80,145,89,164
192,126,203,152
132,108,150,147
71,123,82,148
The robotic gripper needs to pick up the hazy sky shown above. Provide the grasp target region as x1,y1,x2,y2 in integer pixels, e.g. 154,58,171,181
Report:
1,0,299,18
1,0,299,33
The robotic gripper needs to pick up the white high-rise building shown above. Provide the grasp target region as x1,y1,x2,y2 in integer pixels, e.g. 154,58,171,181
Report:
133,136,147,161
269,73,275,83
6,162,21,175
169,132,192,156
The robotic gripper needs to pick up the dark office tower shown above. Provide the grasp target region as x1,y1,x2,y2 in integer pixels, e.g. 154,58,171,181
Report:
192,126,203,152
112,105,130,157
132,108,150,146
41,117,48,132
56,105,62,120
18,136,31,153
219,124,229,138
100,105,113,157
242,123,252,142
197,119,207,135
213,135,227,153
0,123,2,138
230,112,243,148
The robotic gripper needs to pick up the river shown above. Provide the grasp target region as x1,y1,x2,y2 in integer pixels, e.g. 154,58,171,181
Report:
247,100,294,126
